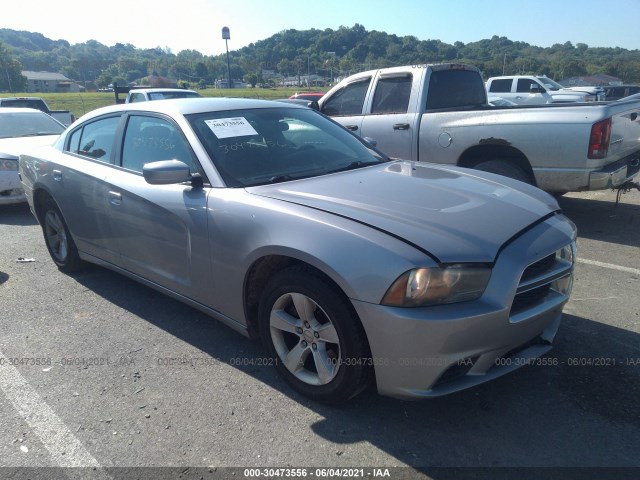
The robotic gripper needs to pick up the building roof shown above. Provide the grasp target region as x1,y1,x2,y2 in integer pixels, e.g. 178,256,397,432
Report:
22,70,73,82
561,74,623,87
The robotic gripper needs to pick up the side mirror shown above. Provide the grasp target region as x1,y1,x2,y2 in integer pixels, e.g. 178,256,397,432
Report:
529,84,544,94
307,100,320,111
363,136,377,147
143,159,191,185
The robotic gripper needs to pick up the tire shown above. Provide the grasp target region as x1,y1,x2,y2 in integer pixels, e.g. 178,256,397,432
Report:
258,266,372,403
474,160,532,184
41,197,84,272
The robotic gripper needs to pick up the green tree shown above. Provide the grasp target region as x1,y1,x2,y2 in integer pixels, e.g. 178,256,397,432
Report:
0,41,26,92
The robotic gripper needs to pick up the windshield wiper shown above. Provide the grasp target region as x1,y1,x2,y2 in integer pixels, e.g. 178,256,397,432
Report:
326,160,381,174
268,175,295,183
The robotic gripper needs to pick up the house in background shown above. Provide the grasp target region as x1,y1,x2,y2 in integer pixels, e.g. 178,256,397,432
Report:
21,71,82,93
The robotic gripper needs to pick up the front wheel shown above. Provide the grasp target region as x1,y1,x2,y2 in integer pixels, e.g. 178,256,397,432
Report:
41,198,84,272
258,266,372,403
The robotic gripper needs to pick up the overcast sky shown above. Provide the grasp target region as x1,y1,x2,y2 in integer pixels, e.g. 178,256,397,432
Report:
3,0,639,55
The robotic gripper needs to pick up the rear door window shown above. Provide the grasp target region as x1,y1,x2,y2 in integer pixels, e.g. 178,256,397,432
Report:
371,75,412,114
488,79,512,93
67,116,121,163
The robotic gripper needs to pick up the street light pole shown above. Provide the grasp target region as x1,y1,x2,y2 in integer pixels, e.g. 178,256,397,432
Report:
222,26,232,89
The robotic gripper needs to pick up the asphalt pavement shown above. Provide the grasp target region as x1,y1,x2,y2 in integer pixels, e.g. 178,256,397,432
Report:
0,188,638,480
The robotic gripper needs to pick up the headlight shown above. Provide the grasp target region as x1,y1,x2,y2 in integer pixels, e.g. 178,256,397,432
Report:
557,241,577,265
552,241,577,297
1,158,18,171
382,265,491,307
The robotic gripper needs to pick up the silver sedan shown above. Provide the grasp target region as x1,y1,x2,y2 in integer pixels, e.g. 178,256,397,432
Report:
19,98,576,402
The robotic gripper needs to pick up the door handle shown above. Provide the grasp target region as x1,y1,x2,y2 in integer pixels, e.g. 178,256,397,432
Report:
108,191,122,206
52,169,62,181
393,123,410,130
345,125,358,131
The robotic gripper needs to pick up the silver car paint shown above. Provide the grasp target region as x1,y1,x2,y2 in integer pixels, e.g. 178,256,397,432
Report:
20,98,577,399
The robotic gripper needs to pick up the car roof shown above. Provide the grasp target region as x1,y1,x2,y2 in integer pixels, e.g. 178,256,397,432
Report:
79,97,307,121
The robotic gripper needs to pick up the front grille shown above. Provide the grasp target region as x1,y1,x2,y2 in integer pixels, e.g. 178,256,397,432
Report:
511,284,551,313
520,253,555,282
510,251,566,316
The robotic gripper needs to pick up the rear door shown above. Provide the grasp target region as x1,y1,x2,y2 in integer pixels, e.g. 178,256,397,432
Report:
55,114,123,264
359,72,419,160
513,78,548,104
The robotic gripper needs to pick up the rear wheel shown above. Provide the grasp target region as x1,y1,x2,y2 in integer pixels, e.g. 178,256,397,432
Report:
474,160,532,184
41,198,83,272
258,266,372,403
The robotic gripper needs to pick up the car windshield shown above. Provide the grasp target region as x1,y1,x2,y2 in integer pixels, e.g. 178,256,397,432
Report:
0,111,65,139
187,107,389,187
538,76,564,91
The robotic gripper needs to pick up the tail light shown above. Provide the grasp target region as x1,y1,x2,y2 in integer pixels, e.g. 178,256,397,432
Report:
588,118,611,159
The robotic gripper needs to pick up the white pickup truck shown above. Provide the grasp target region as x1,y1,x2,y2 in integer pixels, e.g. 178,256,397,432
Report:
112,84,201,104
486,75,605,104
318,64,640,193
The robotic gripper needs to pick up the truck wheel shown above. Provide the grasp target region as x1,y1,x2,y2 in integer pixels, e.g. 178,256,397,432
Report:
474,160,532,185
258,266,372,403
41,198,84,272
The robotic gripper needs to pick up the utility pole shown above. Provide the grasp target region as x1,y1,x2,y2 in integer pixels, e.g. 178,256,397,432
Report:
222,26,232,88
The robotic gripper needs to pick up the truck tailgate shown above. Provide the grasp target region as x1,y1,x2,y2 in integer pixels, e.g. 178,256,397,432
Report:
609,100,640,162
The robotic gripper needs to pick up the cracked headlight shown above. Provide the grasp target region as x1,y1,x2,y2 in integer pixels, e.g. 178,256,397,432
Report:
382,265,492,307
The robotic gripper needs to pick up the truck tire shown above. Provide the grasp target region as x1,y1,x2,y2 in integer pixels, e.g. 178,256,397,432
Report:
474,160,532,185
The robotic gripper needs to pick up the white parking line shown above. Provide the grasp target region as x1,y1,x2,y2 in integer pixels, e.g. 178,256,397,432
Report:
0,349,107,474
577,258,640,275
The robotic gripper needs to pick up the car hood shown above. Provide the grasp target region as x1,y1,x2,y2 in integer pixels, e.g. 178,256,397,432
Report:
248,161,559,263
0,135,60,158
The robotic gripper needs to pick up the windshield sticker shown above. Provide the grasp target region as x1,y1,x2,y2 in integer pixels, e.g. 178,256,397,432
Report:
205,117,258,139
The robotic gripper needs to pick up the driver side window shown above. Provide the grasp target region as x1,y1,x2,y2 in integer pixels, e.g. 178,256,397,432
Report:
322,78,370,116
121,115,197,174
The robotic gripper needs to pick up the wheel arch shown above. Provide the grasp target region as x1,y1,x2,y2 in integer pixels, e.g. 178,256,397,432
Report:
243,254,364,342
32,187,56,224
458,144,536,186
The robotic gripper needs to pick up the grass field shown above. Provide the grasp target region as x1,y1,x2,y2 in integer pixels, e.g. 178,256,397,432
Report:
0,87,327,120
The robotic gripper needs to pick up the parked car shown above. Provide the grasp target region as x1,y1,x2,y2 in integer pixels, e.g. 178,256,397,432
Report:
486,75,605,104
603,85,640,101
20,98,577,402
0,108,65,205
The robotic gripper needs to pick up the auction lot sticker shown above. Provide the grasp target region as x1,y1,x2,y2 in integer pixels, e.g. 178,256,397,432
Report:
206,117,258,138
